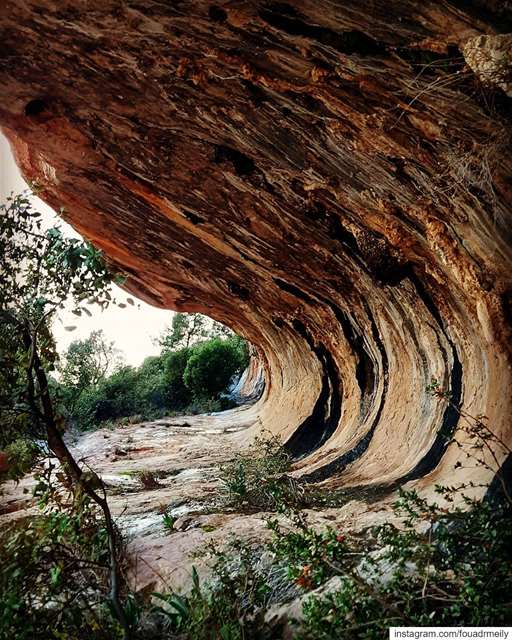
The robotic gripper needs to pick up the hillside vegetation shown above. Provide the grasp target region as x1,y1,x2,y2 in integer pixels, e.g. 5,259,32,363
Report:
56,314,250,430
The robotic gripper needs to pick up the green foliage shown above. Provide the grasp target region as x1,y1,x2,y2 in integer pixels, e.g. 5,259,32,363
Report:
149,485,512,639
271,489,512,638
219,434,301,510
0,465,120,640
299,577,391,640
0,192,130,637
163,346,193,410
152,591,189,630
162,512,176,531
0,191,118,455
267,511,350,589
0,193,114,324
58,330,120,411
2,438,41,482
149,440,511,640
158,312,231,352
73,366,139,428
0,328,33,449
136,354,170,411
187,395,237,415
183,337,248,401
70,335,249,430
72,356,171,428
153,545,272,640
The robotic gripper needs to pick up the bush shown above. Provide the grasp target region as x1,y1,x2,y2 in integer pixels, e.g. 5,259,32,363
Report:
271,489,512,638
183,338,247,401
267,510,351,589
73,358,171,428
0,478,117,639
136,355,169,413
73,366,138,428
151,481,511,638
153,544,272,640
219,434,302,510
1,439,41,482
163,347,193,410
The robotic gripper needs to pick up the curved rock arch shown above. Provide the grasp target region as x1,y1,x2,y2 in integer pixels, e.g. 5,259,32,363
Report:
1,0,511,499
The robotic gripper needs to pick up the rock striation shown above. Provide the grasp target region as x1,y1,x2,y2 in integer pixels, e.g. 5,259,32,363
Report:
1,1,511,499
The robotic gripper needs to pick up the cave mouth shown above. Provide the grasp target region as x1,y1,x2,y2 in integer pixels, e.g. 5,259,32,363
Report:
153,311,265,413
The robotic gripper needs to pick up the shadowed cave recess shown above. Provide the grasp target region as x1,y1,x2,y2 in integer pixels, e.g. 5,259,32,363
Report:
1,0,511,500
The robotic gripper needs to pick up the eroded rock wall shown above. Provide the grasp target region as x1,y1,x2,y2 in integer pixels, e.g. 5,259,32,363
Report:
1,0,511,497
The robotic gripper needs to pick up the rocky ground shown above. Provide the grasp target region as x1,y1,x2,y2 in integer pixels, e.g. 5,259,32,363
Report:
0,407,393,596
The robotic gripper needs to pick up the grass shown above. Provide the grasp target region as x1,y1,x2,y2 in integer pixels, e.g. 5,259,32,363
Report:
162,512,176,531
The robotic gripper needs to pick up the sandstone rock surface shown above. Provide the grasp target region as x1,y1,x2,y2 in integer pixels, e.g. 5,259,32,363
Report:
1,1,511,499
1,412,390,592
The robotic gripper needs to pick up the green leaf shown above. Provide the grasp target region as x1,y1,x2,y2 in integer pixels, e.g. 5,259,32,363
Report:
49,565,62,587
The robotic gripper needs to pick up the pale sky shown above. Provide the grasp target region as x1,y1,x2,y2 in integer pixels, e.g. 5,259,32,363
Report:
0,133,173,367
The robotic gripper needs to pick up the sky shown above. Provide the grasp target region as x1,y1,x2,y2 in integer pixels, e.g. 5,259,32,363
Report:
0,133,173,367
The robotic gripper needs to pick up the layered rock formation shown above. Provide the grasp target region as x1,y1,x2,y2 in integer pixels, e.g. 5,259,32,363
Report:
1,0,511,498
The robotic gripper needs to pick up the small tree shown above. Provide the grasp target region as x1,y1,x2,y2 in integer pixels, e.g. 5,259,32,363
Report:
158,312,231,351
0,192,130,636
58,329,121,411
0,192,116,455
183,337,247,401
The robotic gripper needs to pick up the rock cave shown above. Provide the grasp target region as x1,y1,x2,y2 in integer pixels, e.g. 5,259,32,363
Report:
1,0,512,594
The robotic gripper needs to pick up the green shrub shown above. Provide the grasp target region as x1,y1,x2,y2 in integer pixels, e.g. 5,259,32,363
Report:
299,576,391,640
73,360,169,428
163,347,193,409
267,510,351,589
219,434,302,510
183,338,247,401
270,489,512,638
2,438,41,482
0,484,117,639
69,335,249,430
162,512,176,531
57,330,119,412
137,480,511,639
153,544,272,640
136,355,169,413
73,366,139,428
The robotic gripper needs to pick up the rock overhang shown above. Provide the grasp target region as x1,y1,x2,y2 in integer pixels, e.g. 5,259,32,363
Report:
1,0,511,500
